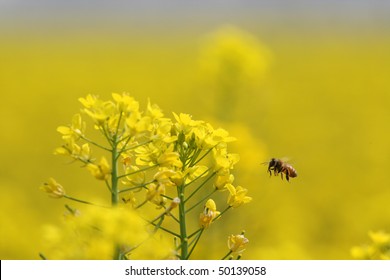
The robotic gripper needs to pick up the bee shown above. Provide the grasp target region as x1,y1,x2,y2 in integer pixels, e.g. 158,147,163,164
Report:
265,158,297,181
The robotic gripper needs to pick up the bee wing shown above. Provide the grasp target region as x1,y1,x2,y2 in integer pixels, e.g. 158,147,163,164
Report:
280,157,292,163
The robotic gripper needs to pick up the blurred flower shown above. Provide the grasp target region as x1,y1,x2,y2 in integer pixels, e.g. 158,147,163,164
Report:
199,25,272,121
350,245,375,260
121,192,137,208
146,183,166,207
351,230,390,260
199,25,272,85
369,230,390,246
41,206,172,259
40,178,65,198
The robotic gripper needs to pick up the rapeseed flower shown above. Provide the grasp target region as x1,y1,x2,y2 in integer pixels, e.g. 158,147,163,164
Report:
40,178,65,198
87,156,111,180
199,199,220,228
43,93,250,259
226,184,252,208
41,207,172,259
228,233,249,254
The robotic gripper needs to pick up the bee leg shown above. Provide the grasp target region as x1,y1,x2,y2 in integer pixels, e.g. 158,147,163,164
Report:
286,173,290,182
280,172,283,180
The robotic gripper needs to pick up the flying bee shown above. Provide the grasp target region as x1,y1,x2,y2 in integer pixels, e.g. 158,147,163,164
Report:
264,158,297,181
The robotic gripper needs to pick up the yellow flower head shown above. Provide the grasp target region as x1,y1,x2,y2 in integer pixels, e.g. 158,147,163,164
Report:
350,245,374,260
184,165,208,184
369,231,390,247
78,94,100,109
214,173,234,190
87,157,111,180
146,183,166,207
226,184,252,208
79,94,117,128
122,165,145,187
146,99,164,119
351,230,390,260
211,128,236,145
173,112,203,136
154,169,180,188
157,151,183,169
41,207,174,260
112,92,139,113
199,25,272,85
228,233,249,254
212,148,240,175
57,113,85,141
121,192,137,208
199,199,220,228
40,178,65,198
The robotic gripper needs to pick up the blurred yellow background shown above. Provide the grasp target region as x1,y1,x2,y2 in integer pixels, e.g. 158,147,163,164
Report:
1,1,390,259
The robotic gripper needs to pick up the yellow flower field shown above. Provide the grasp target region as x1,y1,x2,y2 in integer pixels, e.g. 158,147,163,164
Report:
1,10,390,259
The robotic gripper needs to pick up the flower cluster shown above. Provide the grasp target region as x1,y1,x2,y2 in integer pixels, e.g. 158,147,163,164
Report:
41,206,172,260
41,93,251,259
198,25,272,121
351,231,390,260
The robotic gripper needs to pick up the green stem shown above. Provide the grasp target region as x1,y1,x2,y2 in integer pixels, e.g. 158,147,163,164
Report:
105,180,113,194
114,111,124,137
186,189,217,213
101,124,114,148
118,181,153,193
147,221,180,238
117,165,157,179
111,139,119,206
188,228,203,239
120,139,153,153
177,183,188,259
192,146,216,166
110,135,121,260
64,195,108,208
214,206,232,220
78,133,112,152
135,199,148,209
186,228,204,259
187,148,201,168
183,168,210,189
184,172,216,203
167,213,180,224
39,253,47,260
221,250,233,260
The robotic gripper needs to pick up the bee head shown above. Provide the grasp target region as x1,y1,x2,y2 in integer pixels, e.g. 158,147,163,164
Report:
269,158,276,167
